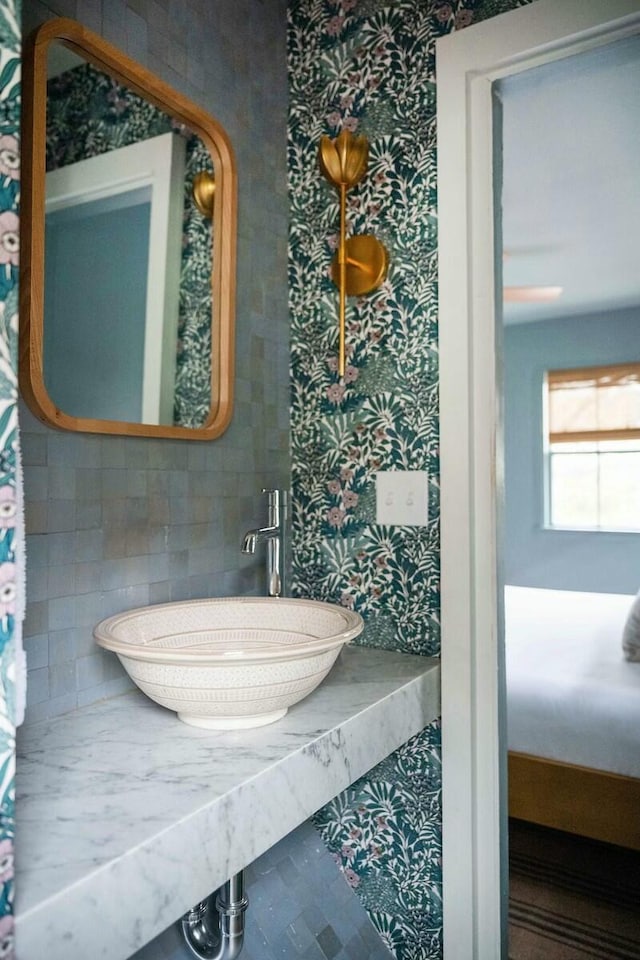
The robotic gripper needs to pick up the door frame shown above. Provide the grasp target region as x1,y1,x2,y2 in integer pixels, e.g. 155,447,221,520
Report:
436,2,640,957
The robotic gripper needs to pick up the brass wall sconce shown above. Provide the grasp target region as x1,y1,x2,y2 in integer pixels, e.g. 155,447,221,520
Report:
193,170,215,218
319,129,388,377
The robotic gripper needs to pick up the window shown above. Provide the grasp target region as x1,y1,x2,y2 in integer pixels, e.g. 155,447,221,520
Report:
546,363,640,531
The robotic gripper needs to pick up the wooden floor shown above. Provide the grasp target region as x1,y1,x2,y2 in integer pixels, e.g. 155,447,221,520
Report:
509,819,640,960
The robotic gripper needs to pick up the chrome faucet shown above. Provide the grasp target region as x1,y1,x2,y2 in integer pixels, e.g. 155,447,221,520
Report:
241,489,287,597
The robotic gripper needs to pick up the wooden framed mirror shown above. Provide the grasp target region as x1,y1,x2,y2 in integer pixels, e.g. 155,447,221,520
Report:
20,18,237,440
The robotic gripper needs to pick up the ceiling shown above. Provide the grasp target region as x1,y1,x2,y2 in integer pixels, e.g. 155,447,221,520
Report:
499,33,640,324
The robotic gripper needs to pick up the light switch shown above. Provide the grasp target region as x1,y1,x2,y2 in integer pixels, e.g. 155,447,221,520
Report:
375,471,429,526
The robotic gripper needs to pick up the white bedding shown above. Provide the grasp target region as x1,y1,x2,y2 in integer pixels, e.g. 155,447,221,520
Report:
505,586,640,779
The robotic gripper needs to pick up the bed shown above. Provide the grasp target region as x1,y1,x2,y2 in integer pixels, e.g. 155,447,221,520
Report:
505,585,640,851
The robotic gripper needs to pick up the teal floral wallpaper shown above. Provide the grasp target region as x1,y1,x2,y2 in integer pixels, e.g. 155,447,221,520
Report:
46,62,213,428
288,1,530,957
315,724,443,957
0,0,19,954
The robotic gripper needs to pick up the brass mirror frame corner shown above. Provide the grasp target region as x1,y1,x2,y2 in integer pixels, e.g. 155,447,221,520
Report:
19,17,238,441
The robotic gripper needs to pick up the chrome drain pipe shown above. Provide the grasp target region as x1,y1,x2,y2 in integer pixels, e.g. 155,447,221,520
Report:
180,872,248,960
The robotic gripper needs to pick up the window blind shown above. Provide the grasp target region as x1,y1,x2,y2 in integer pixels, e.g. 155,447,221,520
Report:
547,362,640,444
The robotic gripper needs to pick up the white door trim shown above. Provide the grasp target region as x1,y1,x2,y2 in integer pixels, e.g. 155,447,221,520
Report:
436,2,640,957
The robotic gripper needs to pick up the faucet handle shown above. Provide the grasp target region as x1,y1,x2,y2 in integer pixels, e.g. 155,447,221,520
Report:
261,488,287,525
261,488,288,504
261,488,278,508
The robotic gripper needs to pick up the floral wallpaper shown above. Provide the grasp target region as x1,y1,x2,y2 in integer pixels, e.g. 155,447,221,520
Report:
0,0,19,955
288,1,530,957
315,723,443,957
46,62,213,428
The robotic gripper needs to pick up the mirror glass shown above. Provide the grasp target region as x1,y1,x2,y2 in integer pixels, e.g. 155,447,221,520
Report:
21,20,237,440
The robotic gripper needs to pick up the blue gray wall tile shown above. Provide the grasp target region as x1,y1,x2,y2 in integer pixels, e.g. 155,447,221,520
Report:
21,0,290,724
129,821,392,960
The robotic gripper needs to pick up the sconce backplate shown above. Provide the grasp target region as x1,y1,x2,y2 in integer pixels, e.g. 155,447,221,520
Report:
331,234,388,296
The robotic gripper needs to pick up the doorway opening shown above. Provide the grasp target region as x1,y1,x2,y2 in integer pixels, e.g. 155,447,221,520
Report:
437,2,640,957
497,36,640,958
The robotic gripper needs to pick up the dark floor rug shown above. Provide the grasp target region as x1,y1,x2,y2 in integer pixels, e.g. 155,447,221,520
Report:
509,819,640,960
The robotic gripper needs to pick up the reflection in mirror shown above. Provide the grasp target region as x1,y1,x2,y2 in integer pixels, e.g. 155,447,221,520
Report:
20,19,237,440
44,45,212,427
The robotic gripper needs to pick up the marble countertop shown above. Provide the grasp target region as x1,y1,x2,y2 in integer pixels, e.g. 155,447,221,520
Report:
15,645,440,960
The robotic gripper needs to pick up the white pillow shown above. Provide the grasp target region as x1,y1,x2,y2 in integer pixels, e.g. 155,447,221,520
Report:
622,591,640,662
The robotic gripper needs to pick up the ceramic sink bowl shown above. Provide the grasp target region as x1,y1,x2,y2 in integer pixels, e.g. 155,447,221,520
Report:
94,597,363,729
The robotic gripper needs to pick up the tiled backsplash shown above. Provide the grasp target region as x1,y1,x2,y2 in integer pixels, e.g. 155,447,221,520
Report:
20,402,289,722
20,0,290,724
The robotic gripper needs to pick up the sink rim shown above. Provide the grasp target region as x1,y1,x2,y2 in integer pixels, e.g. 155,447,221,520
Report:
94,596,364,665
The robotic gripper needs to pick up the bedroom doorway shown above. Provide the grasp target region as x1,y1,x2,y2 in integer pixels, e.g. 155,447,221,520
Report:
436,2,640,958
497,36,640,957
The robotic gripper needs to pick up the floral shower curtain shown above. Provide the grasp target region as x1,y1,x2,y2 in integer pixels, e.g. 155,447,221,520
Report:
0,0,20,955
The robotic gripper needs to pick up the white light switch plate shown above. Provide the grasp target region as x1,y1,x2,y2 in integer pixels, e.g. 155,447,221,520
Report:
375,471,429,526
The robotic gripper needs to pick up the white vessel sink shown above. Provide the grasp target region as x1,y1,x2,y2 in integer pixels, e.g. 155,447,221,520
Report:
94,597,363,729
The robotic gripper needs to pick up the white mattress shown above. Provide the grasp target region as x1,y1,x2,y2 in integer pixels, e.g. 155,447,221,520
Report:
505,586,640,778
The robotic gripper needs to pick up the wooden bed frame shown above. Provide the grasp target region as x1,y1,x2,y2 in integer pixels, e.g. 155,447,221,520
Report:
509,751,640,852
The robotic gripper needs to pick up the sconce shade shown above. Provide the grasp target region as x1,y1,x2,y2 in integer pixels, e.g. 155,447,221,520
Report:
318,130,369,189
